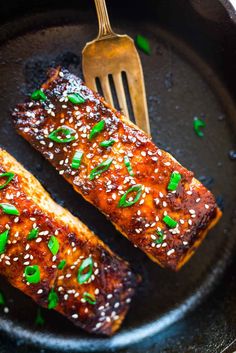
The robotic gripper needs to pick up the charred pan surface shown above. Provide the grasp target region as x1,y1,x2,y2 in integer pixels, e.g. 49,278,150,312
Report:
0,149,137,335
13,68,222,271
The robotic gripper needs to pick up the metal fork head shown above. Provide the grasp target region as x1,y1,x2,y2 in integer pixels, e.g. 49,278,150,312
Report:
82,34,150,135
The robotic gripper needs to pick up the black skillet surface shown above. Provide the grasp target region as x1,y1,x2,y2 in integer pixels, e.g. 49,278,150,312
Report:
0,0,235,352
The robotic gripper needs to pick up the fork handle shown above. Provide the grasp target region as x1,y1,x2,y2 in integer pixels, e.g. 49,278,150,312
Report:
94,0,116,40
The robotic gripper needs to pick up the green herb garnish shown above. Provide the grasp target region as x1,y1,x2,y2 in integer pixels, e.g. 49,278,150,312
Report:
118,184,142,208
58,259,66,270
31,89,47,101
83,292,96,305
35,307,45,326
24,265,40,284
89,158,113,180
168,171,181,191
99,139,115,148
193,117,206,137
0,203,20,216
71,150,83,169
0,230,9,254
48,126,76,143
27,228,39,240
0,291,5,305
163,215,178,228
68,93,85,105
48,288,59,309
48,236,59,256
124,156,134,176
136,35,151,55
0,172,14,190
89,120,105,140
77,257,93,284
155,230,164,244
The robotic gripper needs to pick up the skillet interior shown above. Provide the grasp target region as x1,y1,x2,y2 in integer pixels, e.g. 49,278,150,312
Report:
0,0,235,352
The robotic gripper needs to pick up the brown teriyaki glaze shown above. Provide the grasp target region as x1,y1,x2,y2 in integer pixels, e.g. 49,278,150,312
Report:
13,68,222,271
0,149,138,335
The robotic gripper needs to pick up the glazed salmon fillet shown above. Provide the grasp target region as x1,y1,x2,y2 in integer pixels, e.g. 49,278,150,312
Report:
0,148,137,335
13,68,222,271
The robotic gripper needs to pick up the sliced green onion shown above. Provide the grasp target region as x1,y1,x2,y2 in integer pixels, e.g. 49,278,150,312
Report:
83,292,96,305
68,93,85,105
0,172,14,190
118,184,142,208
27,227,39,240
48,126,76,143
124,156,134,176
135,35,151,55
155,230,164,244
89,120,105,140
89,158,113,180
48,288,59,309
0,203,20,215
193,117,206,137
0,291,5,305
24,265,40,284
99,139,115,148
0,230,9,254
35,307,45,326
163,215,178,228
77,257,93,284
31,89,47,101
58,259,66,270
71,150,83,169
168,171,181,191
48,236,59,256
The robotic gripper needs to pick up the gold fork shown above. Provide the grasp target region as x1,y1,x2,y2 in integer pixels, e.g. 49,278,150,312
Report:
82,0,150,135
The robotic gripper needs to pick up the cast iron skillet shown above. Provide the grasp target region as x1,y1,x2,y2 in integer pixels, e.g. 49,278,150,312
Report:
0,0,235,352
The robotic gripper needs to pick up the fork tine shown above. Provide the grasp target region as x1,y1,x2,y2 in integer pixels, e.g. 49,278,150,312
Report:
126,72,150,135
84,76,97,93
112,73,130,119
100,76,114,107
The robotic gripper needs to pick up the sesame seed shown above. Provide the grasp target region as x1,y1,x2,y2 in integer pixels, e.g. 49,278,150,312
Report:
167,249,175,256
72,314,78,319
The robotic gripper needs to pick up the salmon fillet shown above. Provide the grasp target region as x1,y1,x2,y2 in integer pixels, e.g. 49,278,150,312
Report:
0,148,138,335
13,67,222,271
